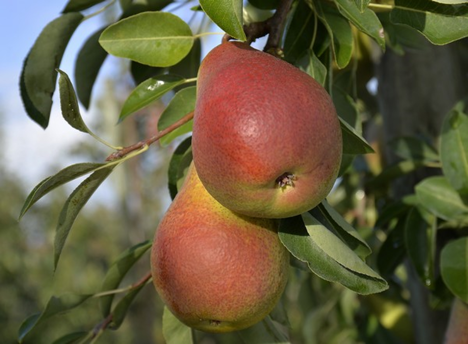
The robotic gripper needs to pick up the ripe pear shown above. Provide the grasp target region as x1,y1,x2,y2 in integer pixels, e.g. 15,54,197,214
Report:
151,162,289,333
444,298,468,343
192,41,342,219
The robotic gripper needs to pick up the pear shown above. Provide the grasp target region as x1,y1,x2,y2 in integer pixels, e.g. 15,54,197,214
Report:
151,162,289,333
444,298,468,343
192,41,342,219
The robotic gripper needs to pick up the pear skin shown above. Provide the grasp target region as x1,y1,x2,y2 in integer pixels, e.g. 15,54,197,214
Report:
151,163,289,333
192,41,342,219
444,298,468,344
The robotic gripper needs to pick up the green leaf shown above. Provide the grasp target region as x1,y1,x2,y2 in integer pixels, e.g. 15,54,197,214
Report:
99,12,194,67
404,207,436,289
130,61,166,85
440,103,468,198
355,0,370,12
238,316,290,343
314,201,372,258
75,27,108,109
334,0,385,49
339,117,374,155
158,86,196,146
109,282,148,329
367,160,426,188
51,331,89,344
162,307,194,344
376,217,407,276
391,0,468,45
100,240,152,317
168,137,192,199
55,166,115,269
298,49,327,86
248,0,280,10
19,163,108,219
21,13,83,128
279,215,388,294
199,0,246,41
119,74,185,122
169,39,201,81
441,237,468,302
18,294,92,342
62,0,106,12
57,69,92,133
415,176,468,221
389,136,439,162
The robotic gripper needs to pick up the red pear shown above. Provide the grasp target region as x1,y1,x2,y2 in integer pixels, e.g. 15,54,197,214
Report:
151,163,289,333
192,41,342,218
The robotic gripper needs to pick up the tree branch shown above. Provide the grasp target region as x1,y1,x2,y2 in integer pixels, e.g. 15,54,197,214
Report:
106,111,194,162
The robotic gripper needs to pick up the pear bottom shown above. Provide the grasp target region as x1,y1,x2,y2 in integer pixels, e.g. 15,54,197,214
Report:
151,164,289,333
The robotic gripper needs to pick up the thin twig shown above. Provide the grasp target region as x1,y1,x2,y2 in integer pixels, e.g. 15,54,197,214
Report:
106,111,195,161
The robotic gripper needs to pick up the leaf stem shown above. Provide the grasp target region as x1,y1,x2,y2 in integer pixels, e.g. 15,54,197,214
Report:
93,272,152,298
367,3,394,11
194,31,225,38
106,110,195,161
83,0,116,21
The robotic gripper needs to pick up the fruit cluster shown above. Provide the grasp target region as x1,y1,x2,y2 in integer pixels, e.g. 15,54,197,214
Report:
151,41,343,333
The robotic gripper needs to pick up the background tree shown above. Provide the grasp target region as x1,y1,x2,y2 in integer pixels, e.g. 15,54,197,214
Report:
8,0,468,343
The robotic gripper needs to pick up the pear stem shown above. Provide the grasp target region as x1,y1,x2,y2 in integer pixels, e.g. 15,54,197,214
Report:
106,110,195,161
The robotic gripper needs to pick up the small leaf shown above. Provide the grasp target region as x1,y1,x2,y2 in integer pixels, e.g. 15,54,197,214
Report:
75,27,108,109
100,240,152,317
21,13,84,128
119,74,185,122
158,86,196,146
298,49,327,86
57,69,91,133
339,117,374,155
199,0,246,41
99,12,194,67
51,331,89,344
389,136,439,162
440,103,468,198
391,0,468,45
334,0,385,49
162,307,194,344
314,201,372,258
376,217,407,276
279,215,388,294
19,163,108,219
441,237,468,302
238,316,290,344
18,294,92,342
404,207,437,289
168,137,192,199
415,176,468,221
62,0,106,12
109,282,148,329
55,166,115,269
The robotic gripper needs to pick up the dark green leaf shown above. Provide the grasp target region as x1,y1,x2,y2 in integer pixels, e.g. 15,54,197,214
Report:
391,0,468,45
389,136,439,162
21,13,84,128
367,160,426,188
109,282,148,329
238,316,290,343
339,118,374,155
62,0,106,12
334,0,385,49
18,294,92,342
314,201,372,258
19,163,108,219
415,176,468,221
100,240,152,317
158,86,196,146
162,307,194,344
355,0,370,12
376,217,407,276
321,6,353,69
441,237,468,302
169,39,201,81
440,102,468,198
298,49,327,86
130,61,166,85
75,27,108,109
55,166,115,269
168,137,192,199
119,0,133,12
248,0,280,10
99,12,194,67
57,69,91,133
404,207,436,289
279,215,388,294
120,74,185,122
51,331,89,344
375,200,411,228
199,0,246,41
